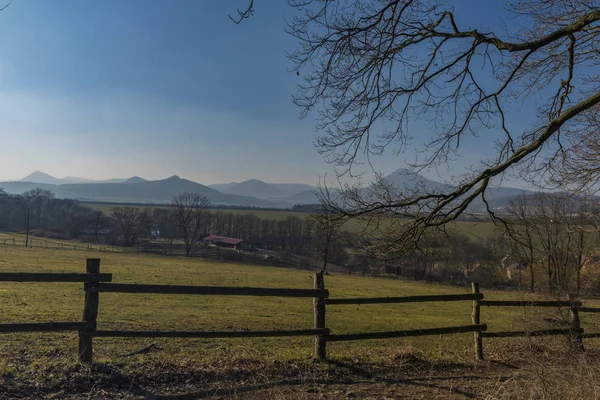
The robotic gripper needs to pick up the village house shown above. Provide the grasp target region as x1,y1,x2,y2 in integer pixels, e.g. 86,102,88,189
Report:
203,235,245,250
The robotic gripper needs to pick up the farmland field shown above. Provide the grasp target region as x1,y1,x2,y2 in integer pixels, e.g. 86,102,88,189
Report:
0,242,520,361
83,201,499,240
1,241,599,398
83,201,308,221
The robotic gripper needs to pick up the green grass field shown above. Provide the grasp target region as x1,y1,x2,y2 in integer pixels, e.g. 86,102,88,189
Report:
1,239,595,369
2,240,600,398
83,201,309,221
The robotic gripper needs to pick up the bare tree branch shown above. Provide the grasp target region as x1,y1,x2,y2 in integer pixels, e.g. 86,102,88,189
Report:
229,0,255,24
286,0,600,253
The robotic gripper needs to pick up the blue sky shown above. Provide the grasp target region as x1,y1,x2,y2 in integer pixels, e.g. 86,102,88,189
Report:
0,0,534,186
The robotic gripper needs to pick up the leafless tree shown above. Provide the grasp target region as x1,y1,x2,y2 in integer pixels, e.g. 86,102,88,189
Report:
172,193,211,256
281,0,600,253
501,195,539,292
569,197,600,292
111,207,145,247
92,210,105,242
311,207,344,272
23,188,55,226
500,193,600,293
152,208,177,254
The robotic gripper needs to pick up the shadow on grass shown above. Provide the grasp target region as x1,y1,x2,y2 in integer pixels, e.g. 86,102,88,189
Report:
0,359,514,399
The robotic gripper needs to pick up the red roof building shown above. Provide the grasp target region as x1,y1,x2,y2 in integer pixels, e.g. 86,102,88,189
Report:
203,235,245,249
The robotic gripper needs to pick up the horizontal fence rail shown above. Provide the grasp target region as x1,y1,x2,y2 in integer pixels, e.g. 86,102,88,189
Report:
481,328,583,338
578,308,600,313
90,283,329,298
0,322,88,333
581,332,600,338
479,300,582,307
93,329,330,338
327,324,487,342
326,293,483,305
0,272,112,283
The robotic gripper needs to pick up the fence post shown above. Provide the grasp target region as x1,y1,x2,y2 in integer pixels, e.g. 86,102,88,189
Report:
568,294,584,352
79,258,100,363
472,282,483,360
314,271,327,360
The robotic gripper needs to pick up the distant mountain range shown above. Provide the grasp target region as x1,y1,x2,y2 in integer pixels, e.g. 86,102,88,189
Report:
380,168,533,212
0,169,533,210
19,171,143,185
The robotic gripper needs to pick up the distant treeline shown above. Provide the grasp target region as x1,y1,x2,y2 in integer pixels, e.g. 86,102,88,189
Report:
6,186,567,292
0,188,103,239
0,187,346,263
81,201,322,213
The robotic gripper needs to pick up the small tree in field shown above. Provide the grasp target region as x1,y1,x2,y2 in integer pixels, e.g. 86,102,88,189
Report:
172,192,211,256
152,208,177,254
311,207,344,272
111,207,145,247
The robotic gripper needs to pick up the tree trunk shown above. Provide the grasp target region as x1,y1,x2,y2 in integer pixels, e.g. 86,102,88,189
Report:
25,208,30,247
530,247,535,293
322,243,329,272
530,262,535,293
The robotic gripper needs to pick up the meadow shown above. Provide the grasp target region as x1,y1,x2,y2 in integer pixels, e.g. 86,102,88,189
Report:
0,241,596,363
1,240,600,398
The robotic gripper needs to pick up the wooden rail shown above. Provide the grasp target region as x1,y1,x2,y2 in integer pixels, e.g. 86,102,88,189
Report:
481,328,582,338
91,283,328,298
92,329,329,338
581,332,600,338
0,272,112,282
480,300,582,307
0,322,88,333
327,324,487,342
326,293,482,305
578,307,600,313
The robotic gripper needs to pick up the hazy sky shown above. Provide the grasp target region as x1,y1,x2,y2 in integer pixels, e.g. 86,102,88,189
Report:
0,1,533,186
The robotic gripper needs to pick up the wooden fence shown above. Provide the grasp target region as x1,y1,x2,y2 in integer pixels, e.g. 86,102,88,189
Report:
0,259,598,363
0,236,129,253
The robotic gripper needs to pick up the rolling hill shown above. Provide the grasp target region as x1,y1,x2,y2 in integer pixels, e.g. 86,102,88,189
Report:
21,171,128,185
382,168,451,193
0,170,535,210
209,180,317,200
1,175,272,207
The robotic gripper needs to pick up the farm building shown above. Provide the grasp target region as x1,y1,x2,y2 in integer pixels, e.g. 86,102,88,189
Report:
203,235,245,249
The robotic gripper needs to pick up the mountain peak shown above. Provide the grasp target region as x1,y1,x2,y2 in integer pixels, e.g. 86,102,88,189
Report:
388,168,417,176
383,168,449,193
124,176,147,183
21,171,59,184
23,170,55,179
242,179,267,184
